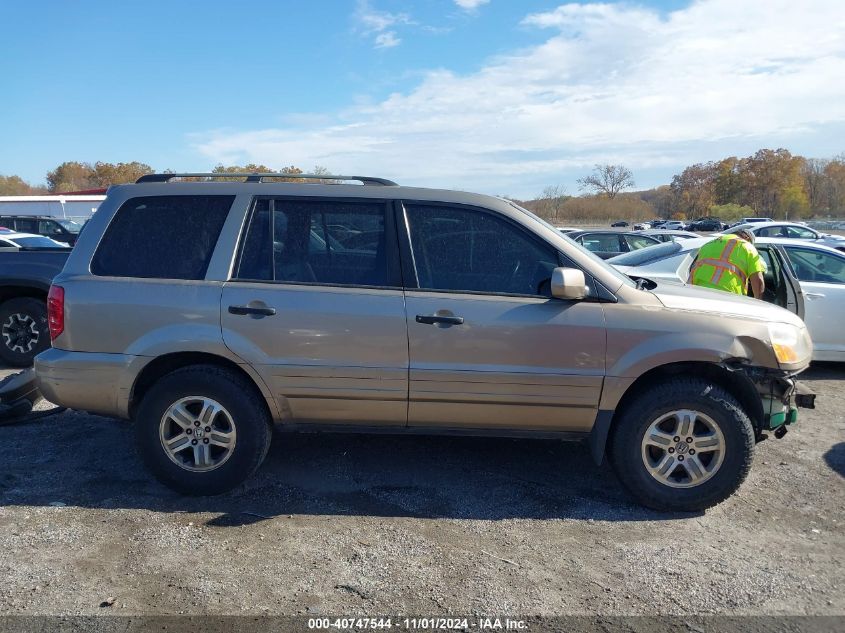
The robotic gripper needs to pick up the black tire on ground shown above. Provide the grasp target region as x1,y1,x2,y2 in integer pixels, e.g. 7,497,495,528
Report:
608,377,755,512
134,364,272,495
0,297,50,367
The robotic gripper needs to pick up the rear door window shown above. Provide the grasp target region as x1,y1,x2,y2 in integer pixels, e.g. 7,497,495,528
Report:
579,233,622,253
92,195,234,279
623,234,658,250
14,219,37,233
235,198,392,287
785,226,818,239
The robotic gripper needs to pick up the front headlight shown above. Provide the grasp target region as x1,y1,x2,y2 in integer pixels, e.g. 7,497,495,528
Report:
768,322,812,365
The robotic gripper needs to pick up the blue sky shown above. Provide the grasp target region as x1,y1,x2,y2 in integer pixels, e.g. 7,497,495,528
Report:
2,0,844,198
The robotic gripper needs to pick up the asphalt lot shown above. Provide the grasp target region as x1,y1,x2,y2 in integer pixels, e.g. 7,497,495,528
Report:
0,363,843,617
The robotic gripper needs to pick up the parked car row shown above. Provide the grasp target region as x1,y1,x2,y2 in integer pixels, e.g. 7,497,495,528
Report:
609,217,783,232
726,222,845,252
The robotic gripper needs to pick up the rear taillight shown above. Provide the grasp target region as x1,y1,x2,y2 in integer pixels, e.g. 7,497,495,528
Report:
47,285,64,340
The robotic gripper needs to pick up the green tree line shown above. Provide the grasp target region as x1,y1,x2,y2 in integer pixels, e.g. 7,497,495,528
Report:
524,149,845,224
3,149,844,224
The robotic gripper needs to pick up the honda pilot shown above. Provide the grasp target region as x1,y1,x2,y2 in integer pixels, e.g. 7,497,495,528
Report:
34,173,815,511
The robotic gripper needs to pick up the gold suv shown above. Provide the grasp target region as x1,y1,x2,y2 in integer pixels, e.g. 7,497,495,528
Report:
35,173,815,511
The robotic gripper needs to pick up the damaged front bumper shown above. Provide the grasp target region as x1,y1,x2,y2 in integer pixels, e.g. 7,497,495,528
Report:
745,367,816,437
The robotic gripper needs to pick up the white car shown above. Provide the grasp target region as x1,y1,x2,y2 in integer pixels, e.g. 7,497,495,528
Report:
608,237,845,361
661,220,687,230
0,229,69,249
725,222,845,253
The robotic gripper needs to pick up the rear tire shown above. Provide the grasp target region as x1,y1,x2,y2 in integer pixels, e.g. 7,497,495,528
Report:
134,365,272,495
0,297,50,367
608,377,755,512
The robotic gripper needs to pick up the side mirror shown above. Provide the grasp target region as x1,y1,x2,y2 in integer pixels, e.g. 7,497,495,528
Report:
550,267,587,300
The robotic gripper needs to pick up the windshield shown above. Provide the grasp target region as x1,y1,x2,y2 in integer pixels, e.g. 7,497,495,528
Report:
505,200,637,288
11,236,68,248
607,241,681,266
57,219,82,233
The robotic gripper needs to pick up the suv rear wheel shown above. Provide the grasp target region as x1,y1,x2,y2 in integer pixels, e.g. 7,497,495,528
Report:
134,365,272,495
609,377,755,512
0,297,50,367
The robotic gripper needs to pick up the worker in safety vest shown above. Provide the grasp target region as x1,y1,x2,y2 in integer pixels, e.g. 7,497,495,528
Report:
688,228,766,299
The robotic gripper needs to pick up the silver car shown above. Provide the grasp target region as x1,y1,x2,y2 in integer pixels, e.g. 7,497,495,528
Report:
727,222,845,252
34,173,815,511
609,237,845,361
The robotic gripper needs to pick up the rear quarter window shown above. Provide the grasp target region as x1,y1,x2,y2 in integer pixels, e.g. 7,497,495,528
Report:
91,195,234,279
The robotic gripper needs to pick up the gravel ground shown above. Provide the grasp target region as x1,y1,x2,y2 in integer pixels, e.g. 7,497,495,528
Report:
0,364,842,617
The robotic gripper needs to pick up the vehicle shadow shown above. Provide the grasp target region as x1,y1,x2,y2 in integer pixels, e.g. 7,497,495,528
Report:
0,409,694,524
823,442,845,479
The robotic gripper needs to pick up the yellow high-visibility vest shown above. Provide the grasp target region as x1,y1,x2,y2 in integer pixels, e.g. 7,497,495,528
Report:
690,235,765,295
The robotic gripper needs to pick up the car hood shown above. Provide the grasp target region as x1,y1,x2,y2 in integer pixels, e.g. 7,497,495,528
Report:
649,279,805,328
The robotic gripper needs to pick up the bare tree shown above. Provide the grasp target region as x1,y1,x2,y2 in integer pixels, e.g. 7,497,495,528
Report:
535,185,569,220
577,164,635,199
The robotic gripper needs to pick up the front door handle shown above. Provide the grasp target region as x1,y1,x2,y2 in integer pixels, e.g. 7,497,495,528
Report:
416,314,464,326
228,305,277,316
804,292,825,300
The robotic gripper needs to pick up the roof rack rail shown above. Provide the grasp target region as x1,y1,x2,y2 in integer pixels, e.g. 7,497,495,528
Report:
135,173,398,186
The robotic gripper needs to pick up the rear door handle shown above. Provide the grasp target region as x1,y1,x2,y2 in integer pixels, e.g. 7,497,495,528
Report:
228,305,277,316
415,314,464,326
804,292,825,299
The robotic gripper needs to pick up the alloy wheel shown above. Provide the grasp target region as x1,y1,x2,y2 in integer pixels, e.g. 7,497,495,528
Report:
641,409,726,488
159,396,237,472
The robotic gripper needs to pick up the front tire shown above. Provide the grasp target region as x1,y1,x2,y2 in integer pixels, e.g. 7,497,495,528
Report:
134,365,272,495
608,377,755,512
0,297,50,367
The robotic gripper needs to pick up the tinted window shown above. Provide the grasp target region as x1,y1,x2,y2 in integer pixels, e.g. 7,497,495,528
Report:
58,220,82,233
235,198,389,287
39,220,65,235
579,233,621,253
785,226,817,239
14,219,37,232
92,195,233,279
785,247,845,284
405,204,558,296
756,226,783,237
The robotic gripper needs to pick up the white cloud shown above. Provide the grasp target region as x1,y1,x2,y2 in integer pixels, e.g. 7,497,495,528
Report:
193,0,845,197
374,31,401,48
454,0,490,10
354,0,411,48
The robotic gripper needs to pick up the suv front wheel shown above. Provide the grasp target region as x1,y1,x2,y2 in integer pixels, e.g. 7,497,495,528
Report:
609,377,755,512
134,365,272,495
